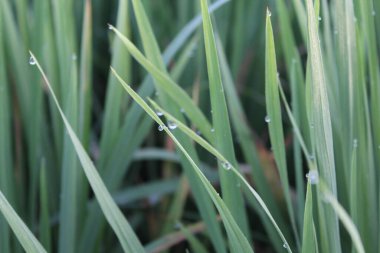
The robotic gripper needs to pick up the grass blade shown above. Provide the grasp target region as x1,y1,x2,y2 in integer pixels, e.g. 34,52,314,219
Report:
130,1,226,251
30,53,145,253
321,183,365,253
305,0,342,251
148,100,293,253
199,0,250,237
0,191,46,253
112,68,254,253
265,9,299,249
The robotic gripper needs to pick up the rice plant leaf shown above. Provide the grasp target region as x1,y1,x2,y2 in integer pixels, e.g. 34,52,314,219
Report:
148,100,292,253
178,223,209,253
0,13,14,253
99,0,131,161
265,9,299,249
0,190,47,253
108,25,212,141
39,161,52,252
112,68,254,253
301,184,316,253
199,0,249,237
30,53,145,253
305,0,342,251
320,183,365,253
118,1,227,250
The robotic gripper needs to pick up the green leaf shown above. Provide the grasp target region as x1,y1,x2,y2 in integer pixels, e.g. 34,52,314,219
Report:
0,190,47,253
199,0,250,239
30,53,145,253
148,100,292,253
112,68,254,253
265,9,299,249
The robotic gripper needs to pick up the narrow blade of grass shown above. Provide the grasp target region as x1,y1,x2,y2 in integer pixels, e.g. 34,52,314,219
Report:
301,184,316,253
0,190,46,253
148,100,293,253
130,1,226,251
320,183,365,253
216,34,293,251
199,0,250,238
265,9,299,249
0,14,14,253
112,68,254,253
109,25,213,139
305,0,342,251
31,53,145,253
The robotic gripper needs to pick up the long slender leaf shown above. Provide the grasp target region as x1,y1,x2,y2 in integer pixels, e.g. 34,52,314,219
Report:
31,53,145,253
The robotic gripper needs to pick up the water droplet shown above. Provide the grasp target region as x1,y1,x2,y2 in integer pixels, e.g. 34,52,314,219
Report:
72,54,77,61
29,56,36,65
334,30,338,35
310,123,315,129
306,170,319,184
267,10,272,17
168,121,177,130
372,10,376,16
174,222,181,230
283,243,289,249
221,161,232,171
107,24,113,30
180,108,185,113
158,125,165,131
211,128,215,132
318,16,322,21
156,111,163,117
265,115,271,123
196,130,201,136
353,139,358,148
309,155,315,161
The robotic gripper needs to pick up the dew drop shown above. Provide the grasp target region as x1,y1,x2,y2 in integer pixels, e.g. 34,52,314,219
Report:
372,10,376,16
318,16,322,21
107,24,113,30
156,111,164,117
306,170,319,185
283,243,289,249
174,222,181,230
29,56,36,65
168,121,178,130
267,10,272,17
334,30,338,35
309,154,315,161
211,128,215,132
353,138,358,148
72,54,77,61
158,125,165,132
265,115,271,123
180,108,185,113
196,130,201,136
221,161,232,171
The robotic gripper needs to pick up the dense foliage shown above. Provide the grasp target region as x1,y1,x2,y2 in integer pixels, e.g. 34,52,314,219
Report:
0,0,379,252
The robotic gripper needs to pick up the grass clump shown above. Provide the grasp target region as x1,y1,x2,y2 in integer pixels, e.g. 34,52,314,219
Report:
0,0,378,252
